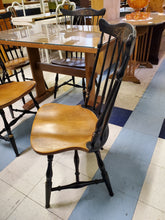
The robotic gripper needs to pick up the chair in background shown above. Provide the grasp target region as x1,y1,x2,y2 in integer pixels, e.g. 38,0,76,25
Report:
31,18,136,208
0,56,39,157
0,11,30,83
51,8,106,98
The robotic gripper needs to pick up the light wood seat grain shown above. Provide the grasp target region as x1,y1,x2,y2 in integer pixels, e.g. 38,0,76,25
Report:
5,56,29,70
31,103,98,154
0,81,36,108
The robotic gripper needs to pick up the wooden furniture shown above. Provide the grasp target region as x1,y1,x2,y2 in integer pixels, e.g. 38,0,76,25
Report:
146,1,165,64
149,22,165,64
109,13,165,83
0,21,110,109
51,7,106,98
0,57,39,157
0,12,30,82
30,18,136,208
147,0,164,12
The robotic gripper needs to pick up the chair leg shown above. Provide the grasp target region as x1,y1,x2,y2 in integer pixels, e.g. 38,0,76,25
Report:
54,73,59,99
95,151,114,196
8,105,14,118
72,76,75,85
20,68,26,81
14,69,19,82
82,78,86,101
45,155,54,208
29,92,40,110
74,150,80,182
0,109,19,156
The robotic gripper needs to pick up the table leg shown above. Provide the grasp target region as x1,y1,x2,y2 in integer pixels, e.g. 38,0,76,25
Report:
24,47,54,110
27,47,46,96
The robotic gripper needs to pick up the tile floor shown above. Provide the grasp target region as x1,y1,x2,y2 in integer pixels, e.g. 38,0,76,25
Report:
0,34,165,219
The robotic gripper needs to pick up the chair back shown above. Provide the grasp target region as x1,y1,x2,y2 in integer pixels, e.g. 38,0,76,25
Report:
0,11,13,30
0,12,25,64
61,8,106,25
85,19,136,152
59,8,106,60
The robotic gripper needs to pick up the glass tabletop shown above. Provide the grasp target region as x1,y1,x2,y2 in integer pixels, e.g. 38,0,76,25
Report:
0,23,103,52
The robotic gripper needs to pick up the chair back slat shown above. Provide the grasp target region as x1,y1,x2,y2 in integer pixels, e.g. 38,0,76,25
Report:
61,8,106,26
0,12,25,62
85,19,136,152
60,8,106,61
0,11,13,31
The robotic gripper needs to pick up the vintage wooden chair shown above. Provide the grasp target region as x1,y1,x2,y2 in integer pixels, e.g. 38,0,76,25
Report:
0,11,30,83
0,56,39,157
51,8,106,98
31,18,136,208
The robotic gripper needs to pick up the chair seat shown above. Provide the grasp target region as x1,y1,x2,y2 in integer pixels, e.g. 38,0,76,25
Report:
51,57,85,68
31,103,98,155
5,56,29,70
0,81,36,108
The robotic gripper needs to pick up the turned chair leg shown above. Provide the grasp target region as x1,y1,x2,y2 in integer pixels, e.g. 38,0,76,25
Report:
74,150,80,182
0,109,19,156
54,73,59,99
45,155,54,208
29,92,40,110
95,151,114,196
82,78,86,101
72,76,75,85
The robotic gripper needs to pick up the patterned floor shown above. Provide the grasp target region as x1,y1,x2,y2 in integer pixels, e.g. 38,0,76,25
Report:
0,35,165,219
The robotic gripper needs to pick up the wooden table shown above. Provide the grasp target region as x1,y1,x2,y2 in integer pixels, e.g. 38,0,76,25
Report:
110,12,165,84
0,24,105,109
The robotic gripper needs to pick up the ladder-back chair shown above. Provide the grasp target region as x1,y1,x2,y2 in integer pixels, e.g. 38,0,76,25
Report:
0,56,39,157
51,8,106,98
31,18,136,208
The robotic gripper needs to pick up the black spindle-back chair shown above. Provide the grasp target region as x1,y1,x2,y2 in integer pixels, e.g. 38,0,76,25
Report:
51,8,106,99
30,18,136,208
0,11,30,82
0,56,39,157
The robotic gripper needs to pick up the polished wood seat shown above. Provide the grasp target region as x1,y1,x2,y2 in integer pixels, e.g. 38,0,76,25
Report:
0,56,39,156
51,57,85,68
4,56,29,72
31,18,136,208
31,103,97,154
0,81,36,108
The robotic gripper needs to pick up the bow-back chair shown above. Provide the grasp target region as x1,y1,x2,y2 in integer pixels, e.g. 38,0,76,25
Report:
31,18,136,208
0,11,30,83
51,8,106,99
0,56,39,157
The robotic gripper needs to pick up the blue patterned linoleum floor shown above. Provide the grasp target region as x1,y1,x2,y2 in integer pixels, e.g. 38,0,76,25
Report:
1,49,165,219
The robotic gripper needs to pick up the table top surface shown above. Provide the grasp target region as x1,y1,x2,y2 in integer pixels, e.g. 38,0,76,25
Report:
0,24,104,53
11,12,58,23
112,12,165,27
